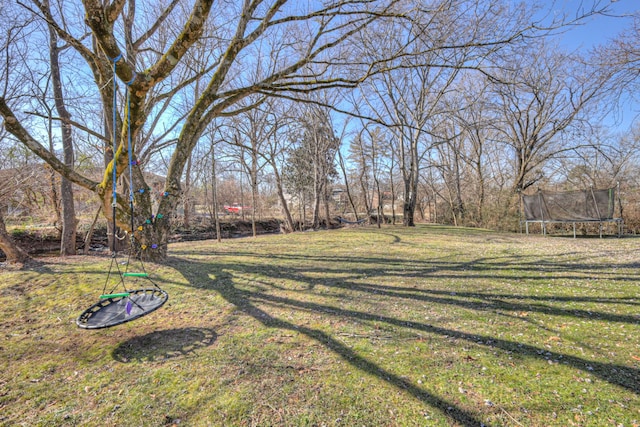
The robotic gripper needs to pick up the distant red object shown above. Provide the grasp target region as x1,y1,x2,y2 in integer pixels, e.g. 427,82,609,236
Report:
224,204,251,214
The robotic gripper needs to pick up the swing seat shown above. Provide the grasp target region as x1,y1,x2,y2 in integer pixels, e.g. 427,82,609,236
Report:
76,288,168,329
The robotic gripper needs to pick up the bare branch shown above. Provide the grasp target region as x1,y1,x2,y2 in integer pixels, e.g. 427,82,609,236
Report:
0,97,99,191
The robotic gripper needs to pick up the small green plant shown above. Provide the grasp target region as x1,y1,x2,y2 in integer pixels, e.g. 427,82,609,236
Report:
10,227,27,237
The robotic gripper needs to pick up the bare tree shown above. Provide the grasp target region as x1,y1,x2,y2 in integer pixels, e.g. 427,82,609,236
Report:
0,211,31,264
446,76,496,227
432,122,465,226
225,105,272,237
556,124,640,189
336,147,361,221
356,0,541,226
348,130,373,219
0,0,616,260
348,1,613,227
44,0,77,255
593,11,640,115
489,42,611,198
360,32,464,225
0,163,33,264
350,124,388,226
197,127,224,241
257,100,297,233
0,8,33,263
1,0,406,261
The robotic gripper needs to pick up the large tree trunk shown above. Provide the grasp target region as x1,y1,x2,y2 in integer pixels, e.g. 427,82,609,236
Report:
300,192,307,230
375,179,383,228
132,164,167,260
211,145,222,242
403,191,416,227
389,151,397,225
0,211,30,264
337,150,360,221
311,164,321,229
48,167,61,231
183,155,192,230
401,139,418,227
250,149,258,238
323,177,331,229
402,161,418,227
48,0,77,255
59,178,77,255
268,157,294,233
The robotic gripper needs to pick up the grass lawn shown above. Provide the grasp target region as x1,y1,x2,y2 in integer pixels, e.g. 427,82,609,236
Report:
1,224,638,426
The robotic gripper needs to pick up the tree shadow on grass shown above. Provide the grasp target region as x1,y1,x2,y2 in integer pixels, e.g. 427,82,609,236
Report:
172,246,640,282
250,290,640,393
170,247,640,325
168,249,639,425
321,280,640,325
171,259,488,426
112,327,217,363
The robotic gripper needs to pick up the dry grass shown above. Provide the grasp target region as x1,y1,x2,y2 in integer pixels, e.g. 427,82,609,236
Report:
1,224,639,426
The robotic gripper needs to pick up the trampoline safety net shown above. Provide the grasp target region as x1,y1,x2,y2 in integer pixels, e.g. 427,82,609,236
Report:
522,187,616,221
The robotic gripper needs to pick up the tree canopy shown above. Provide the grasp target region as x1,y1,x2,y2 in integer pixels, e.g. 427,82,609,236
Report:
1,0,637,261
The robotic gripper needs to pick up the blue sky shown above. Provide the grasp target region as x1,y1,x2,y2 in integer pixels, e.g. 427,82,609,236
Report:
558,0,637,52
557,0,639,131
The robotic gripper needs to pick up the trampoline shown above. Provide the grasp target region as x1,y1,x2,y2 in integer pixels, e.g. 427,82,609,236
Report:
521,186,623,237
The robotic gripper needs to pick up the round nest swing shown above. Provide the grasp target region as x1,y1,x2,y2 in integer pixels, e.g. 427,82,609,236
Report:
76,55,169,330
76,288,168,329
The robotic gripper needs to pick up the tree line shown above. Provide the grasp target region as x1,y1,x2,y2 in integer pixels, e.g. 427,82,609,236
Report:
1,0,639,263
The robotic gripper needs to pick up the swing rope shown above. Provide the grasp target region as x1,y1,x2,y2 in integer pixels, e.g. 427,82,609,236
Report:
123,76,153,282
102,54,124,298
100,55,157,298
76,55,168,329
